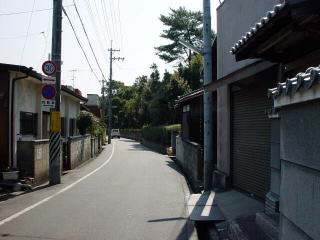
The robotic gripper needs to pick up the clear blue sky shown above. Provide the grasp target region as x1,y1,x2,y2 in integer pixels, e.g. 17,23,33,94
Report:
0,0,219,96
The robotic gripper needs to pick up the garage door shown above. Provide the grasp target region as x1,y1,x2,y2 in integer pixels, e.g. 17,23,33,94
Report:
231,82,273,199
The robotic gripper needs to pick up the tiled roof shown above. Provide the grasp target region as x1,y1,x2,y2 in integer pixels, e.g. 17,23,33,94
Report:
268,66,320,99
0,63,43,80
62,85,88,102
230,3,287,55
175,88,204,105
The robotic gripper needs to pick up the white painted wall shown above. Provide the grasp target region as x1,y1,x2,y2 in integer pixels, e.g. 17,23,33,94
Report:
14,77,41,141
217,0,281,79
12,75,82,166
61,92,81,137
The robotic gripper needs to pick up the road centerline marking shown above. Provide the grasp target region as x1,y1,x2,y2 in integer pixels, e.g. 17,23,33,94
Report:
0,142,115,227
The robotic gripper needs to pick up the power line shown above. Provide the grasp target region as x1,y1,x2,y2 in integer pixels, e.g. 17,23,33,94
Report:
62,6,101,85
41,10,52,61
0,32,43,40
108,0,120,45
101,0,112,42
72,1,107,81
92,0,109,43
84,0,108,62
0,5,74,16
20,0,36,65
117,0,124,50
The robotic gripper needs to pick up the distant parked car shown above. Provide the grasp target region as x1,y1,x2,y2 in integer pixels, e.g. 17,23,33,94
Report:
111,129,120,139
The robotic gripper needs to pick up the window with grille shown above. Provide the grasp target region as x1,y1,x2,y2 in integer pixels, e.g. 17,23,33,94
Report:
61,117,66,137
69,118,76,136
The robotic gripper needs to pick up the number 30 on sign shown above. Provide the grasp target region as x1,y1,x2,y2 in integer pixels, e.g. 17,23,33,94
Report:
42,61,57,76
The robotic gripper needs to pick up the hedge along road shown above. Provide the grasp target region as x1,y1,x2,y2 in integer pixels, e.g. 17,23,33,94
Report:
0,139,194,240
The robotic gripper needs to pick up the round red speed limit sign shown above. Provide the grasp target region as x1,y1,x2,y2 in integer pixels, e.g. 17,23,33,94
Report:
42,61,57,76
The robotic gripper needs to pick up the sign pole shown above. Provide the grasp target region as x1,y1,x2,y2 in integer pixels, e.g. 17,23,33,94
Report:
49,0,63,185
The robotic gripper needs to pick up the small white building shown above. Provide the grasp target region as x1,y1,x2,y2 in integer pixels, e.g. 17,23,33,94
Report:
0,63,87,170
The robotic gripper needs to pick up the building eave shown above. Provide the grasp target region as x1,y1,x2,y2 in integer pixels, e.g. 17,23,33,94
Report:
230,0,320,63
175,88,204,107
0,63,43,80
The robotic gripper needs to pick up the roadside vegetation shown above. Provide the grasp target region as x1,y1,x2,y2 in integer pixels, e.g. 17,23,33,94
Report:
102,7,215,132
142,124,181,146
77,111,107,145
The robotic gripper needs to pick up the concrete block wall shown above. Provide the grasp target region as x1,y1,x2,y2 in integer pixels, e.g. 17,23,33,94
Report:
176,136,203,192
33,140,49,185
17,140,49,186
67,134,91,169
90,136,102,158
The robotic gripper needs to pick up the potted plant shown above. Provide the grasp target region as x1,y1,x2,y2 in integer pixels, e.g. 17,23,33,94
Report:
2,166,19,180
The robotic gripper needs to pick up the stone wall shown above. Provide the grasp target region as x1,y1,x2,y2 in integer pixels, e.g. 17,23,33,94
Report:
17,139,49,186
176,136,203,192
279,101,320,240
67,134,91,169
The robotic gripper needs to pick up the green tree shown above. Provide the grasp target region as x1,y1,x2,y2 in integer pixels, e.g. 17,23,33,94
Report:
155,7,203,64
178,54,204,90
77,111,100,136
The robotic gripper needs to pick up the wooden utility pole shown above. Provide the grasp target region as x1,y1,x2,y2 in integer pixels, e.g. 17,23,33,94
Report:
107,41,124,144
49,0,63,185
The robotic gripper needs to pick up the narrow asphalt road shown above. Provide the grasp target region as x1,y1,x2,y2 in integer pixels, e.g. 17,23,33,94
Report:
0,139,195,240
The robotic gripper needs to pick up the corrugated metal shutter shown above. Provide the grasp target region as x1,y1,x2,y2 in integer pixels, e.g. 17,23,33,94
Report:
231,83,273,199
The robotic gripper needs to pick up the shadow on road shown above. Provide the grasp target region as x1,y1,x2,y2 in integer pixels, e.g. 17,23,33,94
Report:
0,233,61,239
0,183,53,203
127,143,148,151
148,217,187,222
165,160,185,176
118,138,136,142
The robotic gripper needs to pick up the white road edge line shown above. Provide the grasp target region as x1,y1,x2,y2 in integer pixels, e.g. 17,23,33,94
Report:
0,142,115,227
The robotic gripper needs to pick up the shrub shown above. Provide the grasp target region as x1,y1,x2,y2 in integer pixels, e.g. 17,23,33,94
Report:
164,124,181,132
142,124,181,146
100,126,107,145
120,129,142,133
77,111,105,137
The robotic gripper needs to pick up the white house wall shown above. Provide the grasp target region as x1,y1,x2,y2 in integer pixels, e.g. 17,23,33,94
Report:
14,77,41,141
217,0,280,79
68,98,80,119
12,76,82,166
13,76,42,167
61,93,81,137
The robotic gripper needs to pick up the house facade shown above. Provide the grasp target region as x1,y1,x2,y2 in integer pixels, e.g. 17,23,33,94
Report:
86,94,104,119
230,0,320,238
0,63,87,180
205,0,281,201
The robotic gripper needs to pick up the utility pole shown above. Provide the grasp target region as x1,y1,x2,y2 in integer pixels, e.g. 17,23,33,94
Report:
107,40,124,144
203,0,213,191
49,0,63,185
